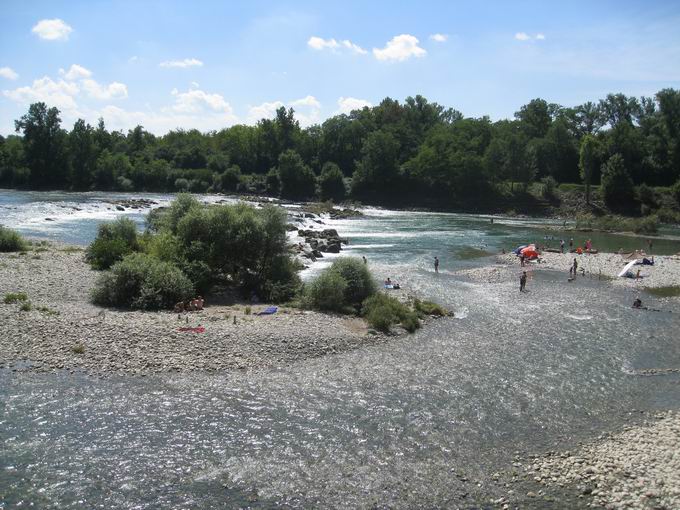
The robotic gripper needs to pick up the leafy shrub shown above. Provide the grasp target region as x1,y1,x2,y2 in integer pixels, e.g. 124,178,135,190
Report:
218,165,242,192
91,253,194,310
634,215,659,234
539,176,558,199
413,299,448,317
656,207,680,225
319,162,346,202
265,168,280,195
0,226,28,252
672,179,680,207
20,301,33,312
362,293,420,333
305,270,348,312
4,292,28,304
637,183,656,206
328,258,377,308
85,217,140,269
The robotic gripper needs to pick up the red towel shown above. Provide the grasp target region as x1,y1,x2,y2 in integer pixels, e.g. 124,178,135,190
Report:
178,326,205,333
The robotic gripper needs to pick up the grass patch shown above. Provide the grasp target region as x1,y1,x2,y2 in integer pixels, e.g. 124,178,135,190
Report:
60,246,84,253
32,246,49,253
413,299,449,317
0,226,28,252
36,305,60,316
31,254,41,260
4,292,28,304
644,286,680,298
19,301,33,312
71,344,85,354
244,305,252,315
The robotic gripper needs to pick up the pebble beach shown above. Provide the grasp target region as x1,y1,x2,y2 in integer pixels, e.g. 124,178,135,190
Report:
0,245,388,376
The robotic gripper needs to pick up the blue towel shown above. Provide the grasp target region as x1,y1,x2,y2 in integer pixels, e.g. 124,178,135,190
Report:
256,306,278,315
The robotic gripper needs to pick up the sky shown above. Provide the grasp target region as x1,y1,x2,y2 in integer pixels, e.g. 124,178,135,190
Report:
1,0,680,136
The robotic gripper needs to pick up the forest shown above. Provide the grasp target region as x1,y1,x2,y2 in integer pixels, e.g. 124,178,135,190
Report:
1,89,680,214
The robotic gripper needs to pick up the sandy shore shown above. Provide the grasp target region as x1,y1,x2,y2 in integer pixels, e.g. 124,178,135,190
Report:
522,411,680,509
0,246,391,376
496,251,680,290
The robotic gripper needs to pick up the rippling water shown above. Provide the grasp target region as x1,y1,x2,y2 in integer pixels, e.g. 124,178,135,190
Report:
2,190,680,508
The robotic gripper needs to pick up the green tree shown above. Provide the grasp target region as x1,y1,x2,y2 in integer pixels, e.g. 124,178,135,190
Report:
579,135,598,204
600,153,634,209
318,162,346,201
69,119,97,189
351,130,400,197
515,98,552,139
277,150,316,200
14,102,68,187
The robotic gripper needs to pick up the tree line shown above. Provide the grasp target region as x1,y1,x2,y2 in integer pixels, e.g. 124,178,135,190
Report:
1,90,680,211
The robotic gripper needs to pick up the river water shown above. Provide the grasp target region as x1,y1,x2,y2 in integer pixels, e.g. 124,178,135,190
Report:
2,190,680,508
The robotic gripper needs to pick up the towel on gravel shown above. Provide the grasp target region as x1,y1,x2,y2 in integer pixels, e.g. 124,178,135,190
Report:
256,306,278,315
178,326,205,333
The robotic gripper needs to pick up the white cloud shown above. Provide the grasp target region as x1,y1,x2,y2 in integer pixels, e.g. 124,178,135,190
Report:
167,88,234,115
0,67,18,80
159,58,203,68
290,95,321,109
307,36,366,54
373,34,426,62
515,32,546,42
336,97,372,114
82,79,128,100
60,64,92,81
429,33,448,43
247,100,285,122
3,76,79,111
32,18,73,41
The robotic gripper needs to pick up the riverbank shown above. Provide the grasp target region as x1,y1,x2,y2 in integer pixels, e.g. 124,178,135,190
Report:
0,245,392,376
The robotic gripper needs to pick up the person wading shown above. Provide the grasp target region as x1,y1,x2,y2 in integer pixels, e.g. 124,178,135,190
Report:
520,271,528,292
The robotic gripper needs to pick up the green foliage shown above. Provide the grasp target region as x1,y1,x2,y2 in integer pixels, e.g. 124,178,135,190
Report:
362,293,420,333
277,150,316,199
637,183,656,206
539,176,558,199
218,165,242,192
20,301,33,312
579,135,598,204
71,344,85,354
672,180,680,206
91,253,194,310
575,213,658,234
0,226,28,252
85,217,140,269
4,292,28,304
318,162,346,202
305,270,349,312
600,153,635,209
413,299,448,317
327,257,377,308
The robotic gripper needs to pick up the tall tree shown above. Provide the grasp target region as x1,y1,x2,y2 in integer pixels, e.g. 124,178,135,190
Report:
14,102,68,187
69,119,97,189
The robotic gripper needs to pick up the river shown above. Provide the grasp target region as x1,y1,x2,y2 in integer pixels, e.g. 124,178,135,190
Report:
2,189,680,508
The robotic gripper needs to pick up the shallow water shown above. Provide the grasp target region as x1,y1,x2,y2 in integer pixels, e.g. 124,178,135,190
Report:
2,190,680,507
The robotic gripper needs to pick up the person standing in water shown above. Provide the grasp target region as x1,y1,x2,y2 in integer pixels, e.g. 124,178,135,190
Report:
519,271,527,292
362,256,367,264
569,238,574,251
572,257,578,276
434,256,440,273
560,239,565,253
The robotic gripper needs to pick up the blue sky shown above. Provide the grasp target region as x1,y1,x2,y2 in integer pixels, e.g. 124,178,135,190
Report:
1,0,680,135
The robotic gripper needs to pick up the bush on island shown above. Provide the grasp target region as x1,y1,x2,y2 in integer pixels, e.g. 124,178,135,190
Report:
0,226,28,252
91,252,193,310
85,217,140,269
327,257,376,309
362,293,420,333
305,269,349,312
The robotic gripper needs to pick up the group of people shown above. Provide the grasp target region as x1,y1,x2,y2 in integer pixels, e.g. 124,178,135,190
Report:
174,296,204,313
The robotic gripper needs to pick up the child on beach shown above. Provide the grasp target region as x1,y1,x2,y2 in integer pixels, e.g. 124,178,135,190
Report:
519,271,527,292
